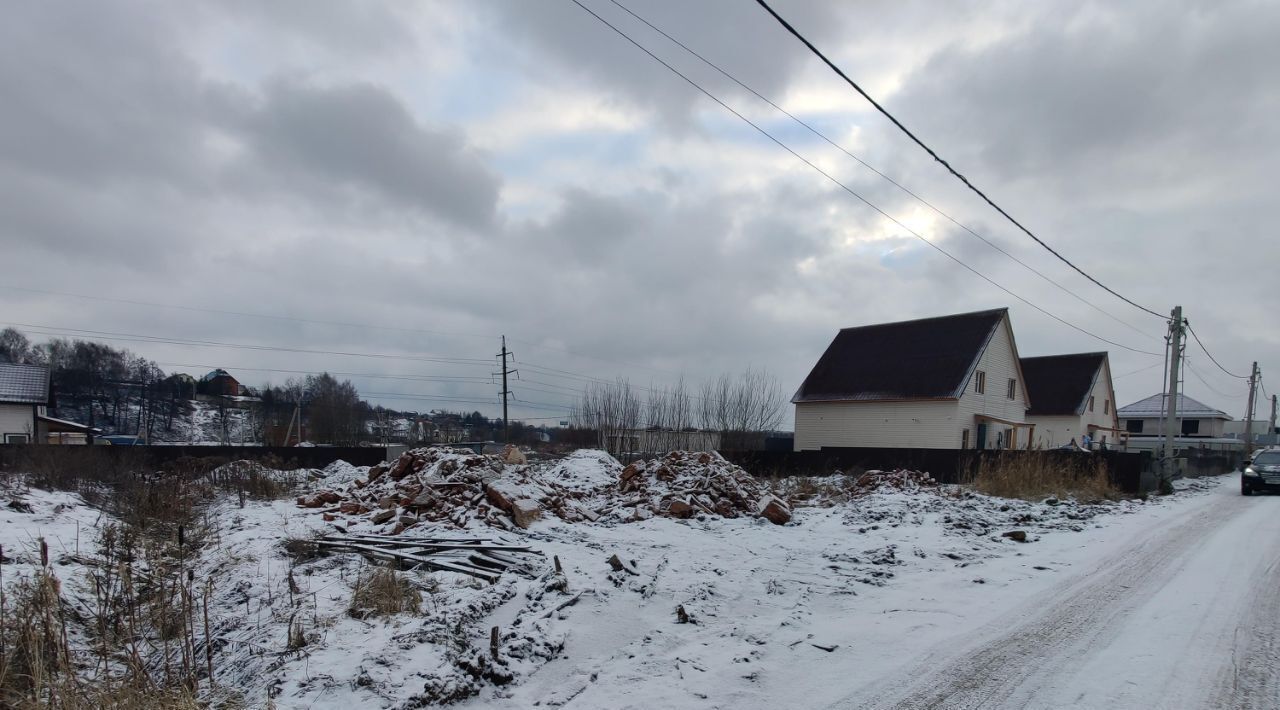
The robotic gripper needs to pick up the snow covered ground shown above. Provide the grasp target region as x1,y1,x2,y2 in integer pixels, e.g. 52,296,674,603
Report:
1,455,1272,709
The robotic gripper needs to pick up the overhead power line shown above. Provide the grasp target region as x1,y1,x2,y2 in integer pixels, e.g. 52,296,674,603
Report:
1112,362,1163,380
1185,323,1249,379
1183,359,1244,399
752,0,1166,321
607,0,1158,342
568,0,1161,357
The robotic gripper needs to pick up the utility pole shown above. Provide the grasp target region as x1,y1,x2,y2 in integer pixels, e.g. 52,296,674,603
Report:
1162,306,1185,479
495,336,517,444
1244,361,1260,456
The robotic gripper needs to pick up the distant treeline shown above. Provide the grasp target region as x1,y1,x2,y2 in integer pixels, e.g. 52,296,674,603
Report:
0,327,559,446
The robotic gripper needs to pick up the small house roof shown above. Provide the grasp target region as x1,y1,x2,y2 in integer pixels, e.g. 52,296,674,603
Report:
1118,393,1231,420
0,362,51,405
200,369,237,383
1020,352,1108,416
793,308,1009,403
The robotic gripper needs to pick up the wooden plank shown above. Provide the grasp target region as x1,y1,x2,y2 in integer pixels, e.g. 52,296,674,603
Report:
320,535,535,554
315,540,501,582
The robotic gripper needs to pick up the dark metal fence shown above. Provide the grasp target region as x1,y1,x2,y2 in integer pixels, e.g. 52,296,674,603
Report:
719,446,1150,494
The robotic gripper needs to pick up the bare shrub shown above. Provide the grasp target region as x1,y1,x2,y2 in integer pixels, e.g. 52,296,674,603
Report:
348,567,423,619
972,452,1118,502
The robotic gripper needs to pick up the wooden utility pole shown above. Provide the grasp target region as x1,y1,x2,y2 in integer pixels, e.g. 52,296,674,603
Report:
1162,306,1185,478
1244,361,1260,457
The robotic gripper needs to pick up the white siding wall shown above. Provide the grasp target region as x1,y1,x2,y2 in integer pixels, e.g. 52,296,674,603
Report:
1027,415,1084,447
794,400,962,450
0,404,34,441
956,318,1029,448
1081,359,1120,444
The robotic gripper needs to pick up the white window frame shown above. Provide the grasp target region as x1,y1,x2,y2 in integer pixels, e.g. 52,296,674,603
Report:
974,370,986,395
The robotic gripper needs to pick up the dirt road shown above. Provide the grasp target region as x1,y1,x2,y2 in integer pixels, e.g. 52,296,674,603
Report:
835,473,1280,709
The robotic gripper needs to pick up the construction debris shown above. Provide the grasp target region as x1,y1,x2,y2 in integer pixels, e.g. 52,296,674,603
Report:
295,447,791,531
608,451,787,524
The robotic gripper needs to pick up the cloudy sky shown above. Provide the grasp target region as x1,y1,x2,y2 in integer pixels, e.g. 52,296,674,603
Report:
2,0,1276,424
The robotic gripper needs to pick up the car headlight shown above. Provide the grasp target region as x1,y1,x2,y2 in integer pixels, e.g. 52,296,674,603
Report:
1244,467,1260,477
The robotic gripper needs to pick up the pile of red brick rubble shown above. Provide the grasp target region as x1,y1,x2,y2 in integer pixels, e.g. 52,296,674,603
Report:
611,451,791,525
295,447,792,531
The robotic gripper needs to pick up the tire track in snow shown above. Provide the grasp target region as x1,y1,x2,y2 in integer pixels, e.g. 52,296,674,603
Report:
1212,541,1280,708
836,491,1239,709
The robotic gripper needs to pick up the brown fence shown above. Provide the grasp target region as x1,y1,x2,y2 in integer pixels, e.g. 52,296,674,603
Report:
719,446,1151,494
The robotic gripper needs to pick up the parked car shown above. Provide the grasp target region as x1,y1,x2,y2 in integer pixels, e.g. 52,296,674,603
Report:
1241,449,1280,495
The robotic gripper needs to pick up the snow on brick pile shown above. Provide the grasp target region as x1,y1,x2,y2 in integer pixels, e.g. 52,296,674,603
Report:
612,450,791,525
851,469,939,494
295,446,608,532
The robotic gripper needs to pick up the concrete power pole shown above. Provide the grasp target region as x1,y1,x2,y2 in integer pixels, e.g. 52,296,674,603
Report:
1162,306,1185,478
1244,361,1260,456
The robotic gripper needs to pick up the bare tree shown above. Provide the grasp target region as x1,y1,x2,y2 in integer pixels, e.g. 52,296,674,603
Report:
644,377,698,453
698,367,786,450
0,328,33,364
572,378,642,458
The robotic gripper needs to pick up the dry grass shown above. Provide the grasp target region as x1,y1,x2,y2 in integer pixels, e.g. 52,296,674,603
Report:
348,566,423,619
971,452,1118,502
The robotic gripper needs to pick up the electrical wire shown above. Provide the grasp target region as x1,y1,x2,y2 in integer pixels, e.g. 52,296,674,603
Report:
1185,323,1249,379
607,0,1158,342
1183,359,1244,399
154,362,492,384
568,0,1162,357
752,0,1166,321
1112,362,1163,379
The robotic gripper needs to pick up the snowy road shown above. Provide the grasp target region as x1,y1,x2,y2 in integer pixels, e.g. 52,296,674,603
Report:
837,473,1280,710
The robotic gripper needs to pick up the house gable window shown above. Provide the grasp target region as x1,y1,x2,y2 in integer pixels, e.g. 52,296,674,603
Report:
1104,399,1110,414
974,371,986,395
1088,396,1095,412
1007,378,1016,400
1126,419,1144,433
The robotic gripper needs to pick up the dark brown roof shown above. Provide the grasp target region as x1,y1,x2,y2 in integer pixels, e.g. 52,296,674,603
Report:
0,363,50,405
1020,352,1107,416
793,309,1008,403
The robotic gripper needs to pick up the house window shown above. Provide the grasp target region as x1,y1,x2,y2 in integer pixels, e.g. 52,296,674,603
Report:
961,429,970,449
974,370,986,395
1126,419,1144,433
1088,396,1095,412
1007,378,1017,400
3,434,29,444
1181,419,1200,436
1104,399,1110,415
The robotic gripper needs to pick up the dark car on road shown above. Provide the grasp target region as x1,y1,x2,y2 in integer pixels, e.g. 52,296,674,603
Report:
1242,449,1280,495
